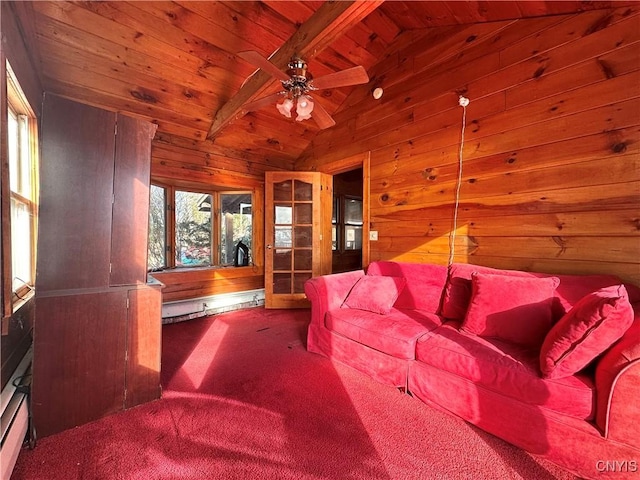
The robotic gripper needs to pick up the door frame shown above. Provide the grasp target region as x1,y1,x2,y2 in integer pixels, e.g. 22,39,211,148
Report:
307,152,371,270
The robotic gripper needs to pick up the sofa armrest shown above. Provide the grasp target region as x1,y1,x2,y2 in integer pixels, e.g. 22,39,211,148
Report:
304,270,365,328
595,307,640,448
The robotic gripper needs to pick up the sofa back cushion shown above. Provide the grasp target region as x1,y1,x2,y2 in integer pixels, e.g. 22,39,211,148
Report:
366,261,448,313
441,263,624,321
462,273,560,349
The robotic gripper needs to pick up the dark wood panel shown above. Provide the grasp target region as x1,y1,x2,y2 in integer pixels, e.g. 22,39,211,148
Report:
110,114,156,286
125,285,161,408
32,291,128,437
37,94,115,291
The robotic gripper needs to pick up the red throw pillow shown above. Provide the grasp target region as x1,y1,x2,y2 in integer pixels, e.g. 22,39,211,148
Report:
540,285,634,379
441,263,539,320
343,275,406,315
462,273,560,348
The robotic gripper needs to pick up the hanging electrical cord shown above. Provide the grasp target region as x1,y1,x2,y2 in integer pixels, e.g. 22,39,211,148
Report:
448,95,469,266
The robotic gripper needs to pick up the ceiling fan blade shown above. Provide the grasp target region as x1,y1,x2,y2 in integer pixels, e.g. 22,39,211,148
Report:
241,92,286,114
310,66,369,90
311,100,336,129
237,51,290,82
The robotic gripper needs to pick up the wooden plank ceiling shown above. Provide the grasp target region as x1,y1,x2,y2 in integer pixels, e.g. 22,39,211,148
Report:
12,1,625,169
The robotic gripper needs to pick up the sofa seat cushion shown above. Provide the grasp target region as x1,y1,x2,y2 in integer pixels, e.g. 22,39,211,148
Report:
415,324,595,420
325,308,442,359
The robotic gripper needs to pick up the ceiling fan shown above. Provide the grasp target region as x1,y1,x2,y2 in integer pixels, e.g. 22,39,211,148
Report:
237,50,370,129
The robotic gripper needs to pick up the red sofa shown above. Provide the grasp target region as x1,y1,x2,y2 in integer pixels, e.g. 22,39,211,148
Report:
305,261,640,479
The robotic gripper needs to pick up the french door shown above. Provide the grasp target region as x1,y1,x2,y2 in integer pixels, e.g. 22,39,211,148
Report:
265,172,332,308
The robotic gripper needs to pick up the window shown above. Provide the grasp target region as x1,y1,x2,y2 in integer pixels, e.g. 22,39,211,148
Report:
220,192,252,266
332,195,363,252
147,185,253,270
147,184,166,270
175,190,212,267
6,62,38,300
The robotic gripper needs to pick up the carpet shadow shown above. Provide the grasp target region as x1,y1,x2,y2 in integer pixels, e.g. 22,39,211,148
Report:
161,307,393,479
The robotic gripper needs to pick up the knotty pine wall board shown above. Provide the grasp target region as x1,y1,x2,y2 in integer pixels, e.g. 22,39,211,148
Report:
297,6,640,284
498,7,637,68
301,11,639,167
80,2,249,79
505,46,639,109
39,2,253,82
33,3,233,82
153,265,265,303
366,94,638,187
457,256,640,282
41,76,208,141
373,180,639,218
341,13,577,129
211,129,310,161
169,1,288,54
370,124,638,190
152,144,280,180
42,63,215,125
372,209,639,238
150,161,262,191
34,14,241,99
155,132,293,172
40,42,220,113
305,7,640,156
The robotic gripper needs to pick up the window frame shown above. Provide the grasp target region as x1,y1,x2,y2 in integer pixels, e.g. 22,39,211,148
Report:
332,194,363,253
5,61,38,307
148,182,255,271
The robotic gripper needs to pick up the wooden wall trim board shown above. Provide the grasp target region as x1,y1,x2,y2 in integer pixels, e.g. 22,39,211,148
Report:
297,6,640,285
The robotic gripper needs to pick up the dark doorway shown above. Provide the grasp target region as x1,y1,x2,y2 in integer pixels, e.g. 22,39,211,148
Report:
332,168,363,273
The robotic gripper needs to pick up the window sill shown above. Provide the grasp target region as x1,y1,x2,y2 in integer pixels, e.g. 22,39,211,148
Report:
150,264,255,274
13,288,35,314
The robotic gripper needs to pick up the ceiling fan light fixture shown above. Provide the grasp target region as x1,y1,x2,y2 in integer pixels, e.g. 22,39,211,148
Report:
276,97,294,118
238,51,369,129
295,95,314,121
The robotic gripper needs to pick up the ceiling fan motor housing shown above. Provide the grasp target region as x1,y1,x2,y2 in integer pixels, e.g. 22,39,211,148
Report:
283,57,314,97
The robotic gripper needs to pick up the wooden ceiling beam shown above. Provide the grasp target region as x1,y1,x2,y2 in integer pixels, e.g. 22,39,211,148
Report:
207,0,384,139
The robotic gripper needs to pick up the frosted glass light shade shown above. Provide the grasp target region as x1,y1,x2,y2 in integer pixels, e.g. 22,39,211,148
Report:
295,95,314,121
277,98,294,118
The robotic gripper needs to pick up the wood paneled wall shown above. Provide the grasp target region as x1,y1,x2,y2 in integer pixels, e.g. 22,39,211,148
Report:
150,132,279,301
297,6,640,285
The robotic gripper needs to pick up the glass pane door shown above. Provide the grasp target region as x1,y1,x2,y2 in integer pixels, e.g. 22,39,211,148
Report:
265,172,332,308
272,179,313,295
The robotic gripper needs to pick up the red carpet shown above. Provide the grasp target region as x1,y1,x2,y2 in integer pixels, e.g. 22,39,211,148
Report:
12,308,578,479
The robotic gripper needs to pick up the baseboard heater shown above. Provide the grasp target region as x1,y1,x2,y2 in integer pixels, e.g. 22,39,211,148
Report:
162,288,265,323
1,346,32,480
